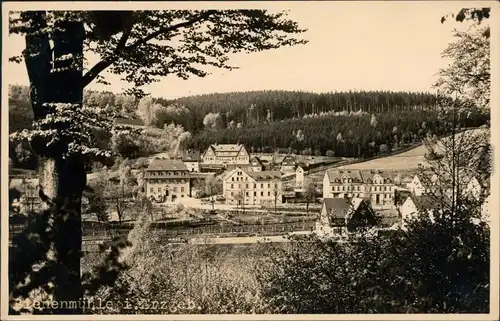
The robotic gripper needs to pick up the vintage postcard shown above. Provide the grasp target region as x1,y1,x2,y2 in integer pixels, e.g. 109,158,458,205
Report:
1,1,499,320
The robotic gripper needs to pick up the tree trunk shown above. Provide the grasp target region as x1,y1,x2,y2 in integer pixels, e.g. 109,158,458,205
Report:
24,13,86,313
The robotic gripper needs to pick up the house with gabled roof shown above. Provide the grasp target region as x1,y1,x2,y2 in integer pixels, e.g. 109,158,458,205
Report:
295,165,306,189
201,143,250,167
222,167,282,207
181,149,201,172
398,194,452,230
280,155,297,173
248,156,263,172
405,173,438,196
316,197,377,237
144,159,191,203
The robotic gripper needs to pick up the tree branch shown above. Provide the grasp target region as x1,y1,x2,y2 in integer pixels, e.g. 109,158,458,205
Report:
81,10,217,88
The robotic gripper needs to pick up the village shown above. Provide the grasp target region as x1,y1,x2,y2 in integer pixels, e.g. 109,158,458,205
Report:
5,5,494,316
9,135,491,242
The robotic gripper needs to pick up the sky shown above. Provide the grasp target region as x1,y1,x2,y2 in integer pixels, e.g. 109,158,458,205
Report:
5,1,486,99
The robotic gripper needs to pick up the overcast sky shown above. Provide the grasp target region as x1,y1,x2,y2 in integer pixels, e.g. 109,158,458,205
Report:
5,1,485,99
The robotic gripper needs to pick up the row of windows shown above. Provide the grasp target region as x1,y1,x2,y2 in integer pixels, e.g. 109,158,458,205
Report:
331,185,393,192
148,180,188,184
149,171,187,176
331,193,393,199
230,183,279,189
229,191,275,197
150,186,185,193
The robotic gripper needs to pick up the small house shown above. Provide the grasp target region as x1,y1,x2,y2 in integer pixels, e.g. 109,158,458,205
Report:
316,197,377,238
248,156,263,172
295,165,306,188
399,194,449,229
181,149,201,172
280,155,297,173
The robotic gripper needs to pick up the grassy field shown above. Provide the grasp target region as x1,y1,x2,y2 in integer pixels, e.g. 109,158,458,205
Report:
306,128,488,183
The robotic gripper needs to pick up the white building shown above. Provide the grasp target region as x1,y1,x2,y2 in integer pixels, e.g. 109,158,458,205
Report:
144,159,191,203
322,169,398,207
295,166,305,189
181,149,201,172
222,167,282,207
201,143,250,166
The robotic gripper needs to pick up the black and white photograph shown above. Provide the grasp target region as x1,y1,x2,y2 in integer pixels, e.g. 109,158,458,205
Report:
1,1,498,319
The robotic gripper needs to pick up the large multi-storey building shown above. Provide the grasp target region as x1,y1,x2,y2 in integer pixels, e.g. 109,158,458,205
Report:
144,159,191,203
201,144,250,166
322,169,398,207
222,167,282,207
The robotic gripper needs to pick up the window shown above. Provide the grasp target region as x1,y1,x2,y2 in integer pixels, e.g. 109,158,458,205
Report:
254,183,257,189
157,187,161,192
232,177,234,181
246,192,249,196
254,191,257,196
246,184,248,189
268,183,270,188
231,184,234,189
181,187,185,192
150,188,153,192
230,192,233,196
261,184,263,188
275,183,278,189
268,191,271,196
261,191,264,196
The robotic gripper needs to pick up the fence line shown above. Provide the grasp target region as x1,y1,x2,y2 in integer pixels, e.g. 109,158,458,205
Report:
80,221,316,239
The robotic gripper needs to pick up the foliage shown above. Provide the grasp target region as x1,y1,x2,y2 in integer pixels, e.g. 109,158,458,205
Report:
203,112,222,129
302,178,317,213
441,7,490,24
434,26,490,109
162,90,441,132
8,8,308,312
188,109,488,157
84,181,109,223
83,226,275,314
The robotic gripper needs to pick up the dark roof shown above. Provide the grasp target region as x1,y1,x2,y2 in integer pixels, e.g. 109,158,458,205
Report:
147,159,188,171
247,170,282,181
322,198,354,219
296,162,311,170
281,155,296,166
409,194,451,211
250,156,263,165
114,118,145,127
182,149,201,162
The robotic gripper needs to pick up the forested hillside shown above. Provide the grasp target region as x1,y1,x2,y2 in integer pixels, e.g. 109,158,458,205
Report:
10,85,441,133
9,85,488,160
188,109,489,158
159,90,441,131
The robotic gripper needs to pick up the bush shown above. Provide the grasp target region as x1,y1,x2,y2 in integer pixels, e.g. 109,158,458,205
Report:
325,150,335,157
